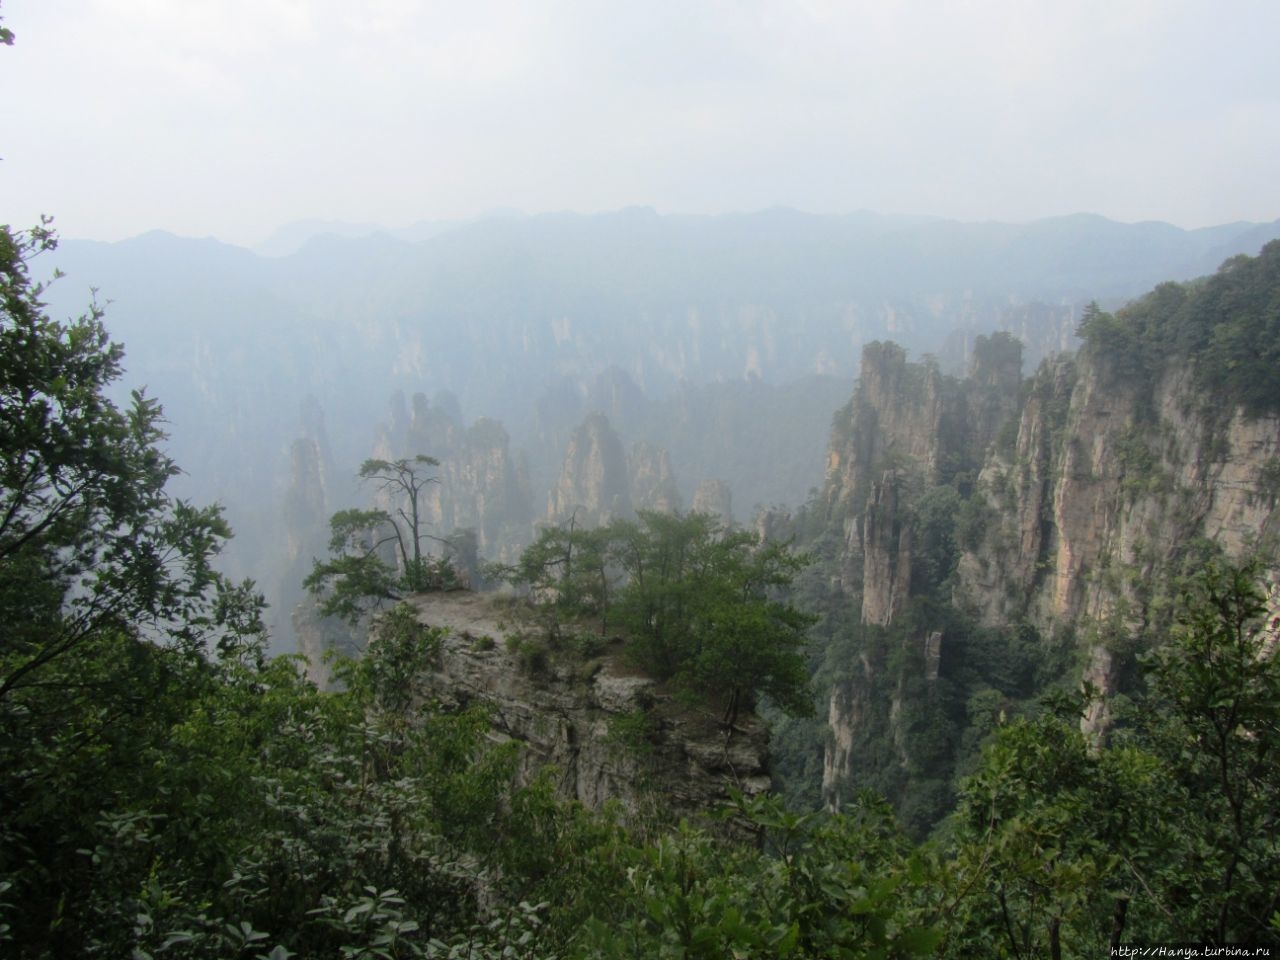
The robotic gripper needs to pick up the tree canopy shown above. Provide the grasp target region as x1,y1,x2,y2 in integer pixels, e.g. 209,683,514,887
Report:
1077,240,1280,417
0,219,261,697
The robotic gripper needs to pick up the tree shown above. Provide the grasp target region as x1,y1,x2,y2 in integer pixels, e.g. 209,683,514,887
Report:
683,535,815,723
0,220,269,954
947,562,1280,954
0,219,258,697
608,511,815,722
609,511,722,680
948,698,1164,958
517,512,581,603
510,510,815,722
516,512,620,633
0,219,529,951
574,792,941,959
305,455,459,621
1137,561,1280,943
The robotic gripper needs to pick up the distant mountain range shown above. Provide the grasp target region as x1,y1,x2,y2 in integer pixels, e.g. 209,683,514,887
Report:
252,210,526,258
251,206,1280,290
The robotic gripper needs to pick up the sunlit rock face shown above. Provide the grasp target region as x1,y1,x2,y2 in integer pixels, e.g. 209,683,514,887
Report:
822,339,1022,599
963,357,1197,628
817,338,1024,807
957,354,1280,718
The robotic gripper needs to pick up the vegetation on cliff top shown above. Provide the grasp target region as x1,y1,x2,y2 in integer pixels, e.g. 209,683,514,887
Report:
1078,238,1280,417
510,510,816,722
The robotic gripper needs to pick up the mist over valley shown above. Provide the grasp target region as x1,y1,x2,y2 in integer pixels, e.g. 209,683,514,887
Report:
40,209,1280,649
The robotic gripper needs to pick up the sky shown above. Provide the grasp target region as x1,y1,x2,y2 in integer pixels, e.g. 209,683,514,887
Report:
3,0,1279,248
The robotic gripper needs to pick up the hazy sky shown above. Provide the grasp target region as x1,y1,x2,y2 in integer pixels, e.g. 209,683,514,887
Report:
3,0,1278,246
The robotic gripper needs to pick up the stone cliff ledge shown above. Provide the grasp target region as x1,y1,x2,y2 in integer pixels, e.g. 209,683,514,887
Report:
406,591,772,825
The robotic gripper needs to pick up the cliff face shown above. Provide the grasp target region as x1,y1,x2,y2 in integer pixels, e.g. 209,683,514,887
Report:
293,597,365,689
283,440,338,677
953,357,1077,627
283,436,328,565
816,296,1280,811
276,402,345,655
629,442,681,514
959,355,1280,621
691,479,734,527
406,591,771,823
823,342,951,522
545,414,691,527
818,338,1022,811
956,352,1280,734
423,417,533,560
859,470,913,627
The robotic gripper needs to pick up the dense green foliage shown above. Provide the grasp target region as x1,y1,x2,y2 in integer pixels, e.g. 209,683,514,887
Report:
799,341,1072,836
514,510,816,721
806,590,1067,839
0,220,250,700
1077,239,1280,417
794,241,1280,837
949,563,1280,954
1136,563,1280,939
1,599,529,957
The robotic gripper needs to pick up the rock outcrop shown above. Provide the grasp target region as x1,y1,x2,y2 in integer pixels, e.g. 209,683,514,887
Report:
821,336,1023,599
380,393,534,560
278,400,347,655
953,357,1076,627
407,591,771,824
629,442,681,514
860,469,912,627
547,413,632,526
691,479,734,527
956,352,1280,735
424,416,533,559
818,336,1024,807
293,595,366,689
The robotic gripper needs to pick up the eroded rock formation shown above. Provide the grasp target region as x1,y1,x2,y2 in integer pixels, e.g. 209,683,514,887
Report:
629,441,681,514
817,315,1280,808
691,479,734,527
547,413,632,526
